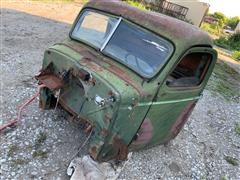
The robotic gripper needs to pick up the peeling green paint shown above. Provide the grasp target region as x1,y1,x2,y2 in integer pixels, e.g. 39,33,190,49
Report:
37,0,217,161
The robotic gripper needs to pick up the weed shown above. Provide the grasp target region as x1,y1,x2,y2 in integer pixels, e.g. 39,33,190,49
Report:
11,159,28,167
32,132,49,159
224,156,239,166
215,81,233,97
34,131,47,149
32,150,49,159
221,176,228,180
214,32,240,52
7,145,18,157
235,123,240,136
221,63,238,76
232,51,240,61
207,110,213,116
201,22,221,36
206,61,240,100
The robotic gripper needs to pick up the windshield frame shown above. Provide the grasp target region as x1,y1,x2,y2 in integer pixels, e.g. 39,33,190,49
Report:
70,9,120,50
69,8,175,79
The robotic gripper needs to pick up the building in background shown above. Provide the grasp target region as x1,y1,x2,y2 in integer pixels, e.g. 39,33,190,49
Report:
138,0,210,26
203,15,218,24
168,0,209,26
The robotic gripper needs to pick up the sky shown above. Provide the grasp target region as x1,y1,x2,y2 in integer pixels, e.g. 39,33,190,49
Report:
202,0,240,17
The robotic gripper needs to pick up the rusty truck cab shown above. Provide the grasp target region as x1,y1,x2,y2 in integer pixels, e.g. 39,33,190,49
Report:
36,0,217,161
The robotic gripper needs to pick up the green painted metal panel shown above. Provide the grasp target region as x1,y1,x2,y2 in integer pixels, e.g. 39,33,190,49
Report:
37,1,218,161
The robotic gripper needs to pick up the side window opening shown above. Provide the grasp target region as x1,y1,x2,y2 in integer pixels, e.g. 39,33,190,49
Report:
166,53,212,87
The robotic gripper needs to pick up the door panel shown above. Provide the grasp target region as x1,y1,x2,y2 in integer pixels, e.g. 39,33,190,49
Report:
130,47,217,149
143,97,198,146
131,95,198,149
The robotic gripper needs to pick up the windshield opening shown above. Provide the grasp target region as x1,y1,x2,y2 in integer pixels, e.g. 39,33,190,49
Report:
71,10,173,78
103,21,173,77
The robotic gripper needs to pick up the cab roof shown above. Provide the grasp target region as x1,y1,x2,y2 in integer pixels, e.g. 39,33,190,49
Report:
84,0,213,49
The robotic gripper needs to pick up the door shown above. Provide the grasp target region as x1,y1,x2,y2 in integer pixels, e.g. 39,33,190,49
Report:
131,47,217,148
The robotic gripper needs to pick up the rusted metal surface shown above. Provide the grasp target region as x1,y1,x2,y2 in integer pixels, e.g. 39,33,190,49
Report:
77,68,91,81
89,146,98,160
100,128,109,137
59,98,78,117
84,0,212,48
131,118,153,145
57,42,145,96
59,98,94,127
113,137,129,161
36,74,64,90
170,102,196,137
37,0,217,162
85,124,93,133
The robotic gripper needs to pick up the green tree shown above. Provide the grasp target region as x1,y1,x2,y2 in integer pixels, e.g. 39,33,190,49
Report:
213,12,227,28
226,16,240,29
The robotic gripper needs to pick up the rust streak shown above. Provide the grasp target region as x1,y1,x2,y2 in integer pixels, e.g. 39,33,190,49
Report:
89,146,98,160
36,74,64,90
58,42,145,96
171,102,196,137
113,136,128,161
132,117,153,145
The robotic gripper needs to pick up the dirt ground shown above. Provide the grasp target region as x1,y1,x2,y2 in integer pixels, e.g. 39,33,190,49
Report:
1,1,240,180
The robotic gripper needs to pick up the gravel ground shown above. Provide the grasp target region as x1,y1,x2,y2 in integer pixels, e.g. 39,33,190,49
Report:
1,2,240,180
0,7,88,180
120,90,240,179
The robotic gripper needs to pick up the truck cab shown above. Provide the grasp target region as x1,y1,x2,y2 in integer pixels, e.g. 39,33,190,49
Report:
36,0,217,161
